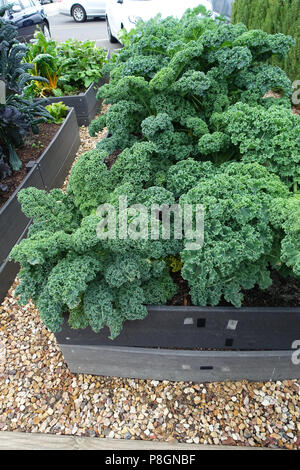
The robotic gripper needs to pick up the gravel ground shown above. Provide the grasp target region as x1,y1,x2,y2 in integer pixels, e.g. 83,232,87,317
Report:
0,112,300,449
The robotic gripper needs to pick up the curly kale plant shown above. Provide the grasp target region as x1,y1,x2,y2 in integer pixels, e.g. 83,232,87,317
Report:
10,181,179,338
179,162,290,307
11,155,298,336
10,8,300,338
90,13,297,189
211,102,300,185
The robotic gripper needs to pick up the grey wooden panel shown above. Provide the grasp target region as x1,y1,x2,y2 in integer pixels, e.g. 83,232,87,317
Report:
0,165,43,263
0,259,20,301
37,109,80,190
59,345,300,382
47,121,80,189
0,221,31,302
77,99,101,126
48,93,88,117
84,82,98,110
56,305,300,351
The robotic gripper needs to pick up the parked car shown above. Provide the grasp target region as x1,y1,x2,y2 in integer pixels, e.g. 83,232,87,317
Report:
212,0,233,22
106,0,220,44
59,0,106,22
0,0,50,41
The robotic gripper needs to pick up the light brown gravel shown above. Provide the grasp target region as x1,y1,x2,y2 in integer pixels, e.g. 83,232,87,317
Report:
0,106,300,450
0,288,299,449
264,89,300,115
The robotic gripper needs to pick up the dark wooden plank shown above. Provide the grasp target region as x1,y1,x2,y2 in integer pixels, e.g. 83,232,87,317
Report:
37,109,80,190
48,93,88,117
0,259,20,301
77,99,101,126
56,305,300,351
0,221,31,301
46,116,80,189
0,165,44,263
84,82,98,110
59,345,300,382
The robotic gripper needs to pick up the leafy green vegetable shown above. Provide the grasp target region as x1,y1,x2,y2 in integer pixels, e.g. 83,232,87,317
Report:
90,12,296,190
25,30,108,98
212,102,300,186
11,185,178,338
24,31,62,98
56,39,107,91
45,101,68,124
179,162,290,307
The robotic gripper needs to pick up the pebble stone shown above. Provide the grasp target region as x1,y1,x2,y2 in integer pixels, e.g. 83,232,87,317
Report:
0,106,299,449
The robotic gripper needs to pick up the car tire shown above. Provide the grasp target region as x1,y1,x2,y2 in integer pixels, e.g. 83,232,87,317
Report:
71,4,87,23
107,17,118,43
43,23,51,40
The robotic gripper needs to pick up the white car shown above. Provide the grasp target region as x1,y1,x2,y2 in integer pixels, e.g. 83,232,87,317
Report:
106,0,218,44
59,0,106,22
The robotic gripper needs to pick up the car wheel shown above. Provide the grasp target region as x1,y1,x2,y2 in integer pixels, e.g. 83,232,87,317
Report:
43,23,51,40
107,18,118,43
71,4,87,22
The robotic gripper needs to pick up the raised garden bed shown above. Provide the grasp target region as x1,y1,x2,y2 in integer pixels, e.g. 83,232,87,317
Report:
10,13,300,386
0,108,80,303
47,78,107,127
56,305,300,383
52,137,300,383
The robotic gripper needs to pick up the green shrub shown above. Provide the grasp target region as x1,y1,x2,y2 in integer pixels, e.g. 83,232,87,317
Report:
231,0,300,82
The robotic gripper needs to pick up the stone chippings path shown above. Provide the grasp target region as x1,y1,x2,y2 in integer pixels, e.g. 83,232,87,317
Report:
0,118,300,450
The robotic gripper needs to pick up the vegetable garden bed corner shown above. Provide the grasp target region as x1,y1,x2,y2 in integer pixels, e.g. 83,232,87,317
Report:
48,78,107,127
56,306,300,383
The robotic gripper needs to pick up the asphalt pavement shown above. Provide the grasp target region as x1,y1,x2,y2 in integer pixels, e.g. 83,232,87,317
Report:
43,2,122,52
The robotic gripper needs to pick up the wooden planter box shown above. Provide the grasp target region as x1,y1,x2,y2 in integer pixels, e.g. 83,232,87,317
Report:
0,108,80,303
48,78,107,127
54,131,300,383
56,305,300,383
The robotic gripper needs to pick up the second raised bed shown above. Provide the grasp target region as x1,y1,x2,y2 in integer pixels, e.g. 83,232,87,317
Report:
47,78,107,126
